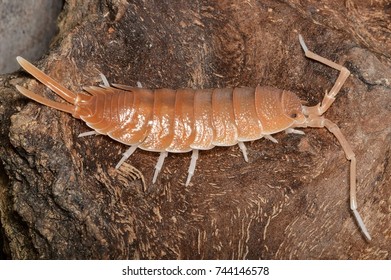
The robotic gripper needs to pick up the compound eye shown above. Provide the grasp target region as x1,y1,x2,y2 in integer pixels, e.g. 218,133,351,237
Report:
290,112,298,119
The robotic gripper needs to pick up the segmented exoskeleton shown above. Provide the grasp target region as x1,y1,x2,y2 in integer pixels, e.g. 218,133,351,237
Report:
15,35,371,241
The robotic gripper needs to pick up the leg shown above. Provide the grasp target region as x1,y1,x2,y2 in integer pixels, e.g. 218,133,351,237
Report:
153,151,168,183
237,142,249,162
99,73,144,89
99,73,110,87
299,35,351,116
78,131,100,137
186,149,199,186
285,128,305,135
115,145,138,169
264,134,278,143
323,118,371,240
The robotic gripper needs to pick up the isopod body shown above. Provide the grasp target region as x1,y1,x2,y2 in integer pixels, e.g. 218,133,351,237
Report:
15,35,371,241
60,86,302,150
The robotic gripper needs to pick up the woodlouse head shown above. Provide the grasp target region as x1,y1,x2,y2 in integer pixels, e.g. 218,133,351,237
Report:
281,90,306,125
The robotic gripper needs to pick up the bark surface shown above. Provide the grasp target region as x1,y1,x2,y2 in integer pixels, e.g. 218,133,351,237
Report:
0,0,390,259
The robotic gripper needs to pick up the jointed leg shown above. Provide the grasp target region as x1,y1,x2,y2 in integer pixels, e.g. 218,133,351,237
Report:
186,149,199,186
153,151,168,183
115,145,138,169
238,142,249,162
78,131,100,137
285,128,305,135
299,35,351,116
264,135,278,143
99,73,110,87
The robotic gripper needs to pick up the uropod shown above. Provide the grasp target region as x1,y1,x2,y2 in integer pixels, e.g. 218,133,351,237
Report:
15,35,371,241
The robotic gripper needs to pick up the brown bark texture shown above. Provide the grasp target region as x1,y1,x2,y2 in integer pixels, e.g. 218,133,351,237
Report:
0,0,390,259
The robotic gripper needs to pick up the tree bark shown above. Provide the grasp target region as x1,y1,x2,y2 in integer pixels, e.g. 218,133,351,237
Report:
0,0,390,259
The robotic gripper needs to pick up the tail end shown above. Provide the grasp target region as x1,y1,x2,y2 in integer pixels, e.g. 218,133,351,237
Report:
16,56,77,104
16,56,78,114
15,84,75,114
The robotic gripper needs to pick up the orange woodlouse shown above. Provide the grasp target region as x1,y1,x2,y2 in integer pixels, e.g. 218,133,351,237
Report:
15,35,371,241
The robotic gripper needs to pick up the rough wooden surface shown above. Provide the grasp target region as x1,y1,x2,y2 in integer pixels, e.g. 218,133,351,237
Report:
0,0,390,259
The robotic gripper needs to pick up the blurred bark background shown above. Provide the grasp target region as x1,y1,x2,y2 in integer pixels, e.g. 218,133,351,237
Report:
0,0,390,259
0,0,63,74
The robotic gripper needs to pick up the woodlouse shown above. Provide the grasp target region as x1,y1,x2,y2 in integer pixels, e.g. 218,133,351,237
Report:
15,35,371,241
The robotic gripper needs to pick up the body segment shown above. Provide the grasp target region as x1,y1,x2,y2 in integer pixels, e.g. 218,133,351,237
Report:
232,87,263,141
